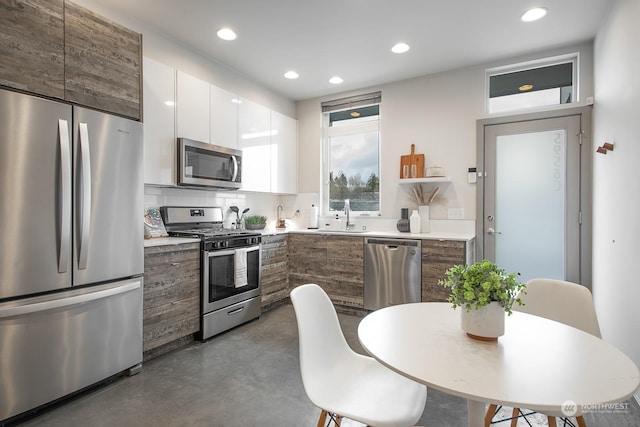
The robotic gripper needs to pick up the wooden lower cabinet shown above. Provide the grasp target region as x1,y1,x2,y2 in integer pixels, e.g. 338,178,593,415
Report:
288,234,364,310
421,238,475,301
260,234,289,309
143,242,200,360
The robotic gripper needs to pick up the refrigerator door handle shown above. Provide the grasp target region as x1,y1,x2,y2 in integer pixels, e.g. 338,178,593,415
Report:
78,122,92,270
58,119,71,273
0,279,141,319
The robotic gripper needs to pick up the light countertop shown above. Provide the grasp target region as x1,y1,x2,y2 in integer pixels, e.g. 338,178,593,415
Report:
143,236,201,248
144,229,475,247
261,228,475,242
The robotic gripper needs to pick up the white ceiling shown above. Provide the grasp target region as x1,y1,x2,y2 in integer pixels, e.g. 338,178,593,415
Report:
89,0,613,101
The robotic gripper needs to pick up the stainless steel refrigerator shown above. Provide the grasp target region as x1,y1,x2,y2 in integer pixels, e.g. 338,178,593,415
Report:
0,88,143,422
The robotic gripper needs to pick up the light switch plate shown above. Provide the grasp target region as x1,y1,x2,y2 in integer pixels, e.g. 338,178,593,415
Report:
448,208,465,220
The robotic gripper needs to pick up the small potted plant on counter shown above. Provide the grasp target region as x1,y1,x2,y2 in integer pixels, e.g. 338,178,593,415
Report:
439,260,526,340
244,215,267,230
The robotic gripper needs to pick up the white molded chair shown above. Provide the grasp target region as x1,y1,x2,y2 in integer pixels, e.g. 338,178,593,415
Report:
485,278,601,427
290,284,427,427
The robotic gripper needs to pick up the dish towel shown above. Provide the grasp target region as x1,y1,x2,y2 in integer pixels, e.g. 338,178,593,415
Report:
234,248,248,288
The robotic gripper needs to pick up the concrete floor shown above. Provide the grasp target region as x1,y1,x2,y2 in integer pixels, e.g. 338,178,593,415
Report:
10,304,640,427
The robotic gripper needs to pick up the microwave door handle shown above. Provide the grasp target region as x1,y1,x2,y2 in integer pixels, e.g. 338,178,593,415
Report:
58,119,71,273
230,155,238,182
78,122,92,270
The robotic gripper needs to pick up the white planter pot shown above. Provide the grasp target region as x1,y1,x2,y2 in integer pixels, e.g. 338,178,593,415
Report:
460,301,505,341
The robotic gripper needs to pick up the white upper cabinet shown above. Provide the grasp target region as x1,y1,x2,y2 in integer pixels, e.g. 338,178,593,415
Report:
143,57,176,186
210,85,239,149
270,111,297,194
238,98,271,192
176,71,210,143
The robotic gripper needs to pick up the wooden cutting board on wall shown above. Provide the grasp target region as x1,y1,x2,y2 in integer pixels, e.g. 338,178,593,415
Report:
400,144,425,178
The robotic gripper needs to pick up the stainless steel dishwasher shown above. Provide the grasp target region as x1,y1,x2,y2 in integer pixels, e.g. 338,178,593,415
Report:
364,237,422,310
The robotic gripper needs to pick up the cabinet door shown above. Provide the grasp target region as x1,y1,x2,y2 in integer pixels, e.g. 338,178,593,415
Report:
0,0,65,99
239,98,271,192
176,71,210,143
210,85,239,149
64,0,142,120
143,57,176,186
270,111,298,194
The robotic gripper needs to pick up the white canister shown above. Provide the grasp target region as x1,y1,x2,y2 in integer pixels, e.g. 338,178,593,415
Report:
409,209,421,233
418,205,430,233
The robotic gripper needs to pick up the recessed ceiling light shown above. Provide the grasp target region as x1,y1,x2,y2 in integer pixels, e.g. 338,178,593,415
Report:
391,43,410,54
284,71,299,79
521,7,548,22
519,84,534,92
217,28,237,41
329,76,343,84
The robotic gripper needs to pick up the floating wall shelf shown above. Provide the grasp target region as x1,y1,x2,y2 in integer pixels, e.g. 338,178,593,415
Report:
398,177,452,185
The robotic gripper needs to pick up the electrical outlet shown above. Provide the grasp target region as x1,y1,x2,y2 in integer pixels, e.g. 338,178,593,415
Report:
448,208,465,220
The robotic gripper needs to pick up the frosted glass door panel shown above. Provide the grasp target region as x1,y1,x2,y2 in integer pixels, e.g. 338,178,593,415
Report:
495,131,566,282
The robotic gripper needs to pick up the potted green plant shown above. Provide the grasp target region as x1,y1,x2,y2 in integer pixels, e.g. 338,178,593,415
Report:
439,260,526,340
244,215,267,230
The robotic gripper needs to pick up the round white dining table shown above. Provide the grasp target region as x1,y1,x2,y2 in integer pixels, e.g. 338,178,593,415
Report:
358,302,640,427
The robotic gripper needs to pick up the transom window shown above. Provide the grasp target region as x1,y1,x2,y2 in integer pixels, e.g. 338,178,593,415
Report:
321,92,381,216
487,54,578,114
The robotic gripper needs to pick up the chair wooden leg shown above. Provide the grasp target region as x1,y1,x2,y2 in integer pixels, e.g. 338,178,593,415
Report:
547,416,558,427
484,403,498,427
317,409,328,427
576,415,587,427
335,415,342,426
510,407,519,427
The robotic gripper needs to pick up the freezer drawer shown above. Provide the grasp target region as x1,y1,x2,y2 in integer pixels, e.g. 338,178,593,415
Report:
0,278,143,422
364,238,422,310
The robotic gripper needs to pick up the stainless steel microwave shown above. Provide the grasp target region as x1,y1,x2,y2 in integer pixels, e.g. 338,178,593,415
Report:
177,138,242,190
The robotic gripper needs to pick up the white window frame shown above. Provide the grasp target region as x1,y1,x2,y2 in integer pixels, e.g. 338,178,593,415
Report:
485,53,579,114
320,104,381,218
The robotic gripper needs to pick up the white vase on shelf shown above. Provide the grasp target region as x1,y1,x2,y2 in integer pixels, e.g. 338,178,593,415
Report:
409,209,421,233
418,205,430,233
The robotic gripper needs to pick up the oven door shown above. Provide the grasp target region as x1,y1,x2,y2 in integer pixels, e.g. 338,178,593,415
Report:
178,138,242,189
202,245,261,313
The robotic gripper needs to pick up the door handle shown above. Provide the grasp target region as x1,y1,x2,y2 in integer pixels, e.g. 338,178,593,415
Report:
230,155,238,182
78,122,92,270
487,227,502,235
58,119,71,273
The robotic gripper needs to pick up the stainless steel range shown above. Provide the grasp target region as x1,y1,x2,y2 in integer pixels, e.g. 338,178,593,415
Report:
160,206,262,340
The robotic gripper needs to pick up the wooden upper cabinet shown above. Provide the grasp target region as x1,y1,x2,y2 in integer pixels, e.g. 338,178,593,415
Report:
64,0,142,120
0,0,65,98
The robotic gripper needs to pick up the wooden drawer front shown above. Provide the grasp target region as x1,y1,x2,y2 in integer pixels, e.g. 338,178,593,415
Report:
143,243,199,351
421,240,467,302
64,0,142,120
261,235,289,307
0,0,65,98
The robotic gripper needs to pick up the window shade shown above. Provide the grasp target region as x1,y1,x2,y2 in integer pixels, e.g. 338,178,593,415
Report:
321,91,382,112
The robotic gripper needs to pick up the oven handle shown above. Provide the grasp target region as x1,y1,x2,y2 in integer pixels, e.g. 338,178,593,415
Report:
204,245,260,259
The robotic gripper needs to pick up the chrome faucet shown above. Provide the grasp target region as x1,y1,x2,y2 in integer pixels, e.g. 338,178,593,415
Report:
344,199,355,230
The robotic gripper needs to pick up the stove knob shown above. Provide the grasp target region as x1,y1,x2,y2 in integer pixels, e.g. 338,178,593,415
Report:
220,241,228,248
